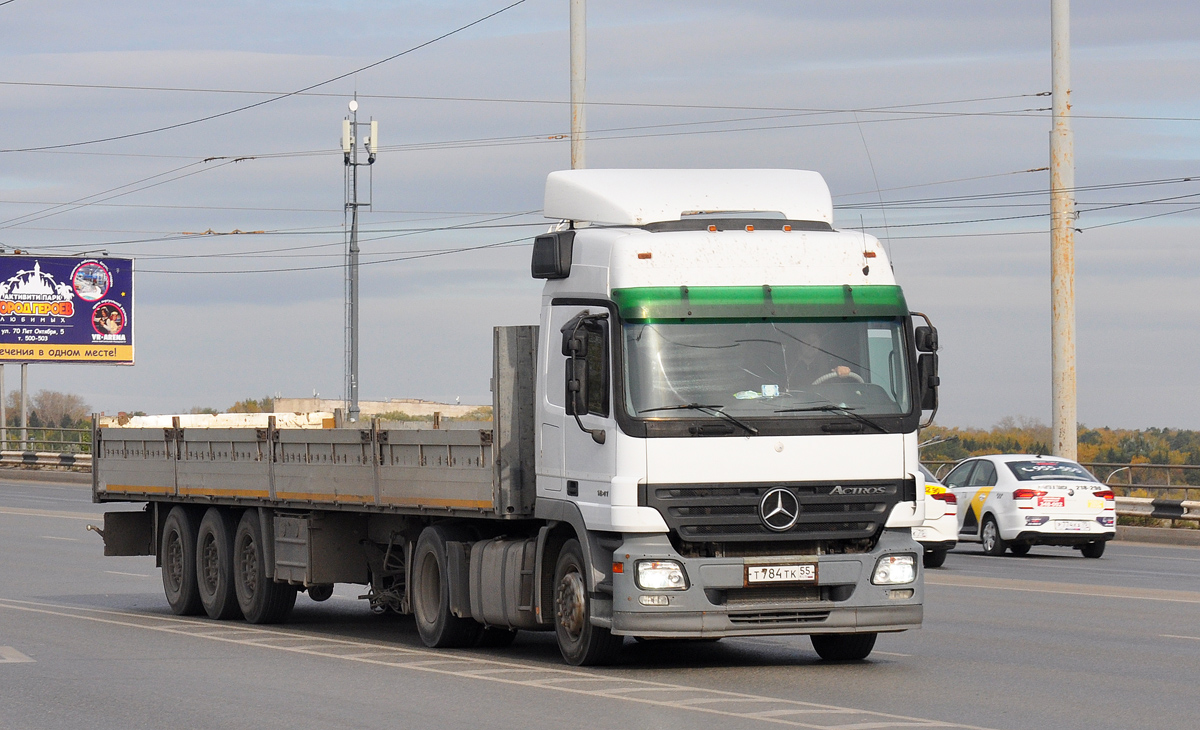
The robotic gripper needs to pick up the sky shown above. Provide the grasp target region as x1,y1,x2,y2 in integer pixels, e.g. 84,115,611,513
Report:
0,0,1197,429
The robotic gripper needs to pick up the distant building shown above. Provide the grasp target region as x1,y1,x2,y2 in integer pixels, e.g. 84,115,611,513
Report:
273,397,483,419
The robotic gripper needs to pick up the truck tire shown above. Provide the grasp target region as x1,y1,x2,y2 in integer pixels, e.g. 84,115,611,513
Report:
196,508,242,620
412,525,482,648
553,539,623,666
811,632,877,661
922,549,947,569
980,516,1007,556
1080,541,1106,559
161,506,203,616
233,510,297,624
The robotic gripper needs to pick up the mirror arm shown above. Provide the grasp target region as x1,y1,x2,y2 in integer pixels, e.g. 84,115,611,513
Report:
572,413,606,444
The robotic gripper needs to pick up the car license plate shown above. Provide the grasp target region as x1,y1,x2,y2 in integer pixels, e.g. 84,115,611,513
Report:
746,563,817,585
1055,520,1086,531
911,527,931,541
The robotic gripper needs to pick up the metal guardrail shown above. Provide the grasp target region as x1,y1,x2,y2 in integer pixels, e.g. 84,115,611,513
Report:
0,426,91,454
0,451,92,469
1116,496,1200,522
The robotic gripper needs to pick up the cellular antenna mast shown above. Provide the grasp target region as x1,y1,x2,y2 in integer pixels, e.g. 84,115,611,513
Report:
342,98,378,423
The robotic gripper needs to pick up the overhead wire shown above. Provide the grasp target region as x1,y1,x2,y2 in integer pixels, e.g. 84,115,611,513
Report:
0,0,530,153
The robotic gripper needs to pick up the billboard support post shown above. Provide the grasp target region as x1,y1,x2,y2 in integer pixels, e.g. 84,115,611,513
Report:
0,364,5,450
20,363,27,450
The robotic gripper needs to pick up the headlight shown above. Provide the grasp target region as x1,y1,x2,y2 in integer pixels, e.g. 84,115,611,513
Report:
872,554,916,585
636,560,688,590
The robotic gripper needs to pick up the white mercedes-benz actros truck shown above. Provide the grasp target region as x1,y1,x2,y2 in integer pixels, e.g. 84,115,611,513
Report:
93,169,941,665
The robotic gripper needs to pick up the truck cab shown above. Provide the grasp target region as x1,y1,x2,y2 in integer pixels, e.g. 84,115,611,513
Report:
530,169,938,663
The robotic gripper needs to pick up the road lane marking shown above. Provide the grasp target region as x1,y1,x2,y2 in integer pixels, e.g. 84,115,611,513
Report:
0,597,996,730
0,646,35,663
926,573,1200,603
40,535,80,542
873,651,911,657
1160,634,1200,642
104,570,150,578
0,506,99,521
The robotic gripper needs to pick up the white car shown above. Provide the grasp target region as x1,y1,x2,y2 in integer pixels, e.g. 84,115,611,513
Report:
912,464,957,568
943,454,1116,558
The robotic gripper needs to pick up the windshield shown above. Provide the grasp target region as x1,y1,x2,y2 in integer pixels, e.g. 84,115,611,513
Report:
622,319,912,419
1006,460,1095,482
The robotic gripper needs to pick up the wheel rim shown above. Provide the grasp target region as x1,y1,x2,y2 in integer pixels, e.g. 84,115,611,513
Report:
982,522,997,551
164,530,183,593
237,533,258,599
555,569,586,640
200,533,220,592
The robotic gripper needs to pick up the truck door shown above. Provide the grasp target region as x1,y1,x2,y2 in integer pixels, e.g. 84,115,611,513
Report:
545,304,616,509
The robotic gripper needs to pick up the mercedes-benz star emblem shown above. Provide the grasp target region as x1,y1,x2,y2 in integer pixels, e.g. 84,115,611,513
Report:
759,487,800,532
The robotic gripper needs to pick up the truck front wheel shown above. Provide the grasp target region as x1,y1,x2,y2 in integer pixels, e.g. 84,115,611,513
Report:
552,539,623,666
811,633,877,661
161,506,203,616
233,510,297,624
412,525,482,648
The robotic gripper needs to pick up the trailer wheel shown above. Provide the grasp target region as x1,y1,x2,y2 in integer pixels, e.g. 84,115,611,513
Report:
233,510,297,624
196,508,242,620
161,506,203,615
553,539,623,666
412,525,482,648
811,632,877,661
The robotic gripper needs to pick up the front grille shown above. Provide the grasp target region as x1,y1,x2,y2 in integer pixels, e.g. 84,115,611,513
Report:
728,609,831,626
645,480,907,543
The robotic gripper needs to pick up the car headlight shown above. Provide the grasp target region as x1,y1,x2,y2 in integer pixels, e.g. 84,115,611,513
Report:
636,560,688,590
872,554,917,585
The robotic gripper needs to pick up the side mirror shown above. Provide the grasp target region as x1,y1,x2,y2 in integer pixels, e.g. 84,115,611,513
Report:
915,325,938,353
531,230,575,280
559,311,608,444
917,353,939,410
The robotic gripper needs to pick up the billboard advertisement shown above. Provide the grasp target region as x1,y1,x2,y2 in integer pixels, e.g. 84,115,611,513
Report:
0,256,134,364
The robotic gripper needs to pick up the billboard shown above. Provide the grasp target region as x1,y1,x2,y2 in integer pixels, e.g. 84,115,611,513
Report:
0,256,134,364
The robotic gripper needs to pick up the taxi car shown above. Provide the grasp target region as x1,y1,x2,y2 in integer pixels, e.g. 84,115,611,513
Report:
912,464,957,568
943,454,1115,558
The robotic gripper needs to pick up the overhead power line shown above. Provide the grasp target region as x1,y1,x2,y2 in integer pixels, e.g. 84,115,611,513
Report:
0,0,529,154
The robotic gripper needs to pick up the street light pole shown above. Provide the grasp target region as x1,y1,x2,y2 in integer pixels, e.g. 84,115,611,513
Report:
1050,0,1077,459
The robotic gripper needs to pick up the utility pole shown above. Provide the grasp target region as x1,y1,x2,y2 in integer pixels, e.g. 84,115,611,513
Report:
570,0,586,169
1050,0,1076,459
342,100,378,423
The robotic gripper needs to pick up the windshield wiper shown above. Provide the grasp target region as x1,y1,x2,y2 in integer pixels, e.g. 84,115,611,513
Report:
774,404,887,433
640,403,759,435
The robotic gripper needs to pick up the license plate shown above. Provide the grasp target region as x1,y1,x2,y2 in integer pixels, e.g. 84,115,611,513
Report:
1055,520,1086,531
1039,496,1065,508
746,563,817,585
911,527,931,541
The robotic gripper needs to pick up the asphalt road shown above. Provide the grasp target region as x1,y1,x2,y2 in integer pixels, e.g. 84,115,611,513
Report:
1,474,1195,730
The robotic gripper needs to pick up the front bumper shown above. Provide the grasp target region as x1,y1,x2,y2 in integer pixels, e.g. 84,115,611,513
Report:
609,528,923,638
